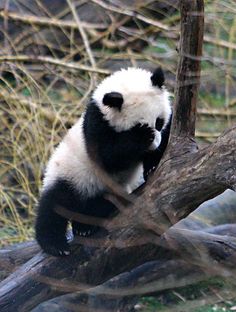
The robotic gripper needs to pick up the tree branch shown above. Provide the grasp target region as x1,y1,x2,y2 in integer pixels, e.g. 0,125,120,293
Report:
0,242,40,282
2,191,236,281
116,125,236,237
0,55,110,74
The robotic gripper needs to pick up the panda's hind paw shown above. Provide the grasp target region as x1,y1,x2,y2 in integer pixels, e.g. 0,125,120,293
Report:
44,244,70,257
73,228,93,237
80,229,92,237
59,249,70,256
72,222,98,237
37,238,70,257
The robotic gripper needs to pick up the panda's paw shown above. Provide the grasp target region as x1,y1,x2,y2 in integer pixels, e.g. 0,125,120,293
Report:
149,129,161,151
75,229,92,237
73,228,95,237
72,222,98,237
38,238,70,257
134,124,155,147
45,244,70,257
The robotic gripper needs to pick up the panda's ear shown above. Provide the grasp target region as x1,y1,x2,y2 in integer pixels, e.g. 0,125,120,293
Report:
151,67,165,88
103,92,123,111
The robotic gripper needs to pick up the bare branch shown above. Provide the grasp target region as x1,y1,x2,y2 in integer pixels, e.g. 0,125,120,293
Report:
0,55,110,74
90,0,171,31
0,10,107,30
66,0,97,72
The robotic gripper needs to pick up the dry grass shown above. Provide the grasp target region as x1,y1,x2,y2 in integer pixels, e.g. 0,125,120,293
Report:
0,0,235,246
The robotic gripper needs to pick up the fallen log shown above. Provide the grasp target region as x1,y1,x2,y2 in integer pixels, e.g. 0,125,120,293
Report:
1,189,236,281
0,241,40,282
1,222,236,312
31,259,206,312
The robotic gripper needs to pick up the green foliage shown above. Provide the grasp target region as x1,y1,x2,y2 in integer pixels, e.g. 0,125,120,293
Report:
140,297,165,311
138,279,235,312
199,92,226,108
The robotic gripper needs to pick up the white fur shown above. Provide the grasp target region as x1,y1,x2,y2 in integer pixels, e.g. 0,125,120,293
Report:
43,116,104,197
43,67,171,200
149,129,162,151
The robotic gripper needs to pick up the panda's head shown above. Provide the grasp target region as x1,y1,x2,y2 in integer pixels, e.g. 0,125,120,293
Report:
92,67,171,133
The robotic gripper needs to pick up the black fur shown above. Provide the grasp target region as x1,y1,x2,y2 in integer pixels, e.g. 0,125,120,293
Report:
83,101,155,173
103,92,123,111
155,117,164,131
35,179,117,256
151,67,165,88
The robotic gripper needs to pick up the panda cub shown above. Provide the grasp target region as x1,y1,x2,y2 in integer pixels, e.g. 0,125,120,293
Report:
35,67,171,256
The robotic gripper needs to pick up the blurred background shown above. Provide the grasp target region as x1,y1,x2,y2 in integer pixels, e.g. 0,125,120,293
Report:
0,1,236,310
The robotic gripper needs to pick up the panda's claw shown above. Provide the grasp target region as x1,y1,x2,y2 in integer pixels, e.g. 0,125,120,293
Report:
37,238,70,257
76,229,93,237
72,222,98,237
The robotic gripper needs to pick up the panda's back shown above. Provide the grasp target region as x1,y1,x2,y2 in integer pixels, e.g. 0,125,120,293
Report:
43,117,104,197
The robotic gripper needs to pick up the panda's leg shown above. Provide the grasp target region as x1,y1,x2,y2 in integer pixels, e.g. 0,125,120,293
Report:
72,195,117,237
35,179,75,256
36,196,69,256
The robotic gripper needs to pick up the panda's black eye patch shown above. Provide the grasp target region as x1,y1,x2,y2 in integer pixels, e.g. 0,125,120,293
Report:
155,117,164,131
103,92,123,111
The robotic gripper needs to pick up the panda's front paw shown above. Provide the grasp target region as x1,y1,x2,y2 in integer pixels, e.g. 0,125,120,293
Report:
149,129,161,151
134,124,155,148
